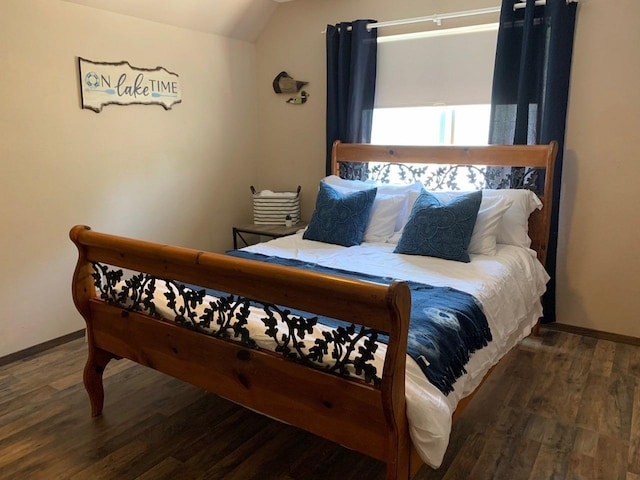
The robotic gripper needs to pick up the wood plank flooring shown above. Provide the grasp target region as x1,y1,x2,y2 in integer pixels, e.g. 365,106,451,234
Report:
0,328,639,479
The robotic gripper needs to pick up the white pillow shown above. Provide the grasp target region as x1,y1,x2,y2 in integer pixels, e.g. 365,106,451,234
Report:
389,190,513,255
433,189,542,249
363,194,406,242
395,189,542,249
392,189,422,237
323,180,406,243
322,175,423,197
434,192,513,256
322,175,374,191
483,189,542,248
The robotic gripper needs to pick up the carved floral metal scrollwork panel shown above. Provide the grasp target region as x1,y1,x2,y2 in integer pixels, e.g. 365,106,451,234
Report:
91,263,382,386
339,161,541,193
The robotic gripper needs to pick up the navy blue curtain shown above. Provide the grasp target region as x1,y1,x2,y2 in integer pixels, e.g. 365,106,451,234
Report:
489,0,577,323
326,19,377,176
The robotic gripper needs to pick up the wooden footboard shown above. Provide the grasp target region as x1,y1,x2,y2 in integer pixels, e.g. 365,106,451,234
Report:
70,225,413,479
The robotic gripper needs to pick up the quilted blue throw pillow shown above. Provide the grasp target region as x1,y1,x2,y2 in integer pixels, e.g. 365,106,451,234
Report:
303,182,377,247
394,190,482,262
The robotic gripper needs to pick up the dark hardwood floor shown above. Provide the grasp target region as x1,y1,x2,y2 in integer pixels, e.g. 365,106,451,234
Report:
1,328,638,479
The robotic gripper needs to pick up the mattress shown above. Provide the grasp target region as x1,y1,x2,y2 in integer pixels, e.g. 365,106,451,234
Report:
239,231,550,467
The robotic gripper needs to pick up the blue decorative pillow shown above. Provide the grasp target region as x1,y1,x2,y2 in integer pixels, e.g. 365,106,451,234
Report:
394,190,482,262
303,182,377,247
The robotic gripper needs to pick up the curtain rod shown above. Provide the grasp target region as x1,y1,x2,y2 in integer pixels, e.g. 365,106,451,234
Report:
322,0,577,33
369,6,499,29
368,0,577,29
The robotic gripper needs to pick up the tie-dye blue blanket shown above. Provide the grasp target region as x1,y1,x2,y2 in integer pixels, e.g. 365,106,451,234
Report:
228,251,491,395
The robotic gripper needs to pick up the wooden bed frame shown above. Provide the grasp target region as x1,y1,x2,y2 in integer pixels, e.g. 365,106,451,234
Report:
70,141,557,480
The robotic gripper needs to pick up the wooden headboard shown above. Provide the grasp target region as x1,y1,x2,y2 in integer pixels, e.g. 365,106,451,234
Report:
331,141,558,268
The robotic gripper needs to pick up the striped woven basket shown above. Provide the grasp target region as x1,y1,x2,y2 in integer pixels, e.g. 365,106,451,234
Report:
251,185,301,225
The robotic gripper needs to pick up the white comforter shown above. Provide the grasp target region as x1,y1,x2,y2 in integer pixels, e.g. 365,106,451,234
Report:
240,231,549,468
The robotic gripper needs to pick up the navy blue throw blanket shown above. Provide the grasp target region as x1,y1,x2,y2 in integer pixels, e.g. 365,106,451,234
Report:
227,250,491,395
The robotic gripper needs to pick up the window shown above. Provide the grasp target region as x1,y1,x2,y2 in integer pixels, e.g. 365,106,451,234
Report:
370,105,492,190
371,104,491,146
372,23,496,145
370,23,497,188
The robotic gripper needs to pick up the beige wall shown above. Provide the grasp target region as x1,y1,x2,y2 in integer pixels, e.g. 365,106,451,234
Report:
256,0,640,337
0,0,258,356
2,0,638,357
558,0,640,337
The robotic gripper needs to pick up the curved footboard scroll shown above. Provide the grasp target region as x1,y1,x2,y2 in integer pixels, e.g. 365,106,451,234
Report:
70,225,413,480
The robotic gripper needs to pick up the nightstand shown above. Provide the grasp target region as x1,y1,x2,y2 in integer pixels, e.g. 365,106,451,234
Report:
232,222,307,249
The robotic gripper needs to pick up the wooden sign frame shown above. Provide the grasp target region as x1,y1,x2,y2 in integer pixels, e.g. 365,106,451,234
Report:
78,57,182,113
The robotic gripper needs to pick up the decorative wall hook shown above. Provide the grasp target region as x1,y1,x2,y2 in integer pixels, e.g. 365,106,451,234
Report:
273,71,308,94
286,90,309,105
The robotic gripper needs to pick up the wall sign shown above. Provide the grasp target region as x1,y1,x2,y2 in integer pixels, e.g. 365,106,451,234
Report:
78,57,182,113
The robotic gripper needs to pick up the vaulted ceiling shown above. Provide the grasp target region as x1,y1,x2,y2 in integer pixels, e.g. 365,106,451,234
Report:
62,0,295,42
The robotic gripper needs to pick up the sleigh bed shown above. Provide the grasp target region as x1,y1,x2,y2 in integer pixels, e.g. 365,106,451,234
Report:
70,140,557,479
